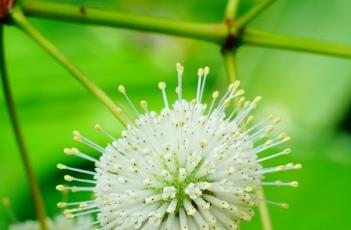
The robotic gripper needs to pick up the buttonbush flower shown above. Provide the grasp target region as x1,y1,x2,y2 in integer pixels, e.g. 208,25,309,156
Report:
57,63,301,229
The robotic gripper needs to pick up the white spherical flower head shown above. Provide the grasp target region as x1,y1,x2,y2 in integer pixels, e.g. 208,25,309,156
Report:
57,63,301,230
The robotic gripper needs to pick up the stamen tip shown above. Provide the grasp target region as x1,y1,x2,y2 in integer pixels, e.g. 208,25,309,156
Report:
64,175,73,182
56,184,65,191
57,202,66,208
294,163,302,169
118,85,126,94
140,100,148,109
203,66,209,75
57,163,67,169
197,68,203,77
176,62,184,74
212,91,219,98
158,82,166,90
290,181,299,187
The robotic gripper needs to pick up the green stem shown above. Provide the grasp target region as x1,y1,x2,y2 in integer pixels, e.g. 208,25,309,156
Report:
224,0,240,21
20,0,227,44
223,51,238,82
0,25,48,230
242,28,351,59
233,0,276,33
10,5,130,126
257,188,273,230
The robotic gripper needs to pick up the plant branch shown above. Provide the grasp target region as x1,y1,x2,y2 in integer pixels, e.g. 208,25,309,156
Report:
233,0,276,33
10,5,131,126
224,0,240,21
223,51,238,82
0,25,48,230
20,0,227,44
242,28,351,59
257,188,273,230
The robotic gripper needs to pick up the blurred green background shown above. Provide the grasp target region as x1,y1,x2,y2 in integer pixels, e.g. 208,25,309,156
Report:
1,0,351,229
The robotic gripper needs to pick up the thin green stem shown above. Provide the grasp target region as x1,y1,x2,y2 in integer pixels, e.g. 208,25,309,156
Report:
223,51,238,82
10,5,130,126
242,28,351,59
257,188,273,230
20,0,227,44
233,0,276,33
224,0,240,21
0,25,48,230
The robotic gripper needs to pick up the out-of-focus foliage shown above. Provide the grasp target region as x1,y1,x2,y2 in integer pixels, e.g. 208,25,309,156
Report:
0,0,351,229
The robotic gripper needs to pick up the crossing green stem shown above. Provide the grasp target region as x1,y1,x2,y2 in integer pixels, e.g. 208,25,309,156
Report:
20,0,227,44
223,51,238,82
0,25,48,230
224,0,240,21
257,188,273,230
10,5,130,126
242,28,351,59
233,0,276,32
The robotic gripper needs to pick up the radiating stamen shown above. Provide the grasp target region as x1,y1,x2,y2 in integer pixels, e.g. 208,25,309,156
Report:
118,85,140,116
95,124,116,141
64,147,97,163
73,130,105,153
64,175,96,184
257,148,291,163
158,82,169,109
208,91,219,115
176,62,184,100
57,163,96,175
199,66,209,103
196,68,203,103
262,180,299,187
140,100,149,113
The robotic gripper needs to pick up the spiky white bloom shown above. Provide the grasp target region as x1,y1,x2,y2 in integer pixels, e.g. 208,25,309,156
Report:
9,215,94,230
57,64,301,230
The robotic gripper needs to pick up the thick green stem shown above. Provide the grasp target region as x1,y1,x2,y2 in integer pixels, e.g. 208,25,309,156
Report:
242,28,351,59
233,0,276,32
10,5,130,126
223,51,238,82
20,0,227,44
257,188,273,230
224,0,240,21
0,25,48,230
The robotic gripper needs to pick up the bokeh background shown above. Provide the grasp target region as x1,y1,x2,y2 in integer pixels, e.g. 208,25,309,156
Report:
1,0,351,229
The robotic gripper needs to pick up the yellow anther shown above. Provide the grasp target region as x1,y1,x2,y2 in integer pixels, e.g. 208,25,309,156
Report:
117,85,126,94
290,181,299,187
79,202,88,208
158,82,166,90
283,148,291,154
235,89,245,97
264,140,273,146
65,213,74,219
64,175,73,182
56,185,65,191
176,62,184,74
57,202,66,208
64,148,79,155
140,100,148,109
197,68,204,77
203,66,209,75
57,163,67,169
212,91,219,99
